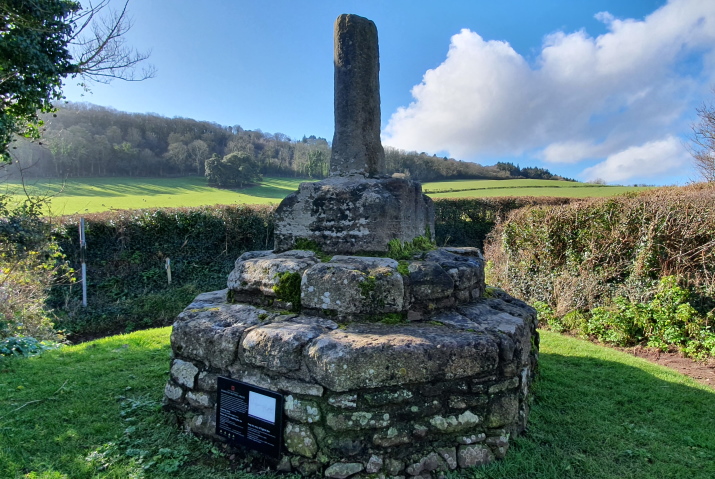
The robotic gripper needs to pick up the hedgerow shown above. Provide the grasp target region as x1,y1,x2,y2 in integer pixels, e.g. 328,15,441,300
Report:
48,205,275,339
433,196,576,248
22,197,571,340
486,184,715,358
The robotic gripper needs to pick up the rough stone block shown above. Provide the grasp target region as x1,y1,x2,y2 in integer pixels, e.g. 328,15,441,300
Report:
405,261,455,301
189,407,217,438
324,462,364,479
171,299,263,369
487,395,519,428
364,389,413,406
170,359,199,388
457,444,495,467
328,393,358,408
197,371,218,392
372,426,411,447
366,454,383,473
406,452,446,475
323,435,365,457
488,377,520,394
274,177,434,254
164,382,184,401
186,390,213,408
305,323,499,391
457,433,486,445
301,256,404,314
227,250,319,297
326,411,391,431
424,248,485,296
437,447,458,470
428,411,481,433
284,395,321,424
232,369,324,397
285,422,318,457
384,459,405,475
241,321,325,373
486,434,510,459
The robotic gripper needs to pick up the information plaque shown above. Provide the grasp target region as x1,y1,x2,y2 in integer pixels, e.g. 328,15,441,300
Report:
216,376,284,458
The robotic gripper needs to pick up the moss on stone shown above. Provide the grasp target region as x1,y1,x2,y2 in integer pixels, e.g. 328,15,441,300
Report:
273,271,302,311
483,286,503,298
380,313,407,325
358,275,378,297
294,238,332,262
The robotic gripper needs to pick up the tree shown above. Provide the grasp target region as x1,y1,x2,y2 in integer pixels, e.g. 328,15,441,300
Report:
0,0,153,163
187,139,209,175
690,92,715,183
205,152,262,188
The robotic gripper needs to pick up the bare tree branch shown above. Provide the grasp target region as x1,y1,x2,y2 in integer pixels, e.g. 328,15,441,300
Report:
689,89,715,183
69,0,156,84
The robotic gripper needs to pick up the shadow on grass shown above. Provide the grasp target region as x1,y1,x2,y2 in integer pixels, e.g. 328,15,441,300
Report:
5,177,213,198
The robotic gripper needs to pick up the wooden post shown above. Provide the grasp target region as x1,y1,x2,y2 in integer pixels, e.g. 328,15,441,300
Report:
79,218,87,307
166,257,172,285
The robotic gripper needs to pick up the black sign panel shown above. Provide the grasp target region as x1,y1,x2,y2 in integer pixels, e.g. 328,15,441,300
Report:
216,377,284,458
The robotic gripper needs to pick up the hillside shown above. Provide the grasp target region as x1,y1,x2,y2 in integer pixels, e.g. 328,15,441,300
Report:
8,102,569,183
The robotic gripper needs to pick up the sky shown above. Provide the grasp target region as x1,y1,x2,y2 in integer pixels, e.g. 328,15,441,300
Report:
61,0,715,185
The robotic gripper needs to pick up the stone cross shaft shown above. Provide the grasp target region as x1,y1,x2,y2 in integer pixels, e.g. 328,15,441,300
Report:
330,14,386,177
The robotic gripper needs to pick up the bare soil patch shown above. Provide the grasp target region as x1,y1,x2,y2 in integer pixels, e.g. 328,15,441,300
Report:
617,345,715,390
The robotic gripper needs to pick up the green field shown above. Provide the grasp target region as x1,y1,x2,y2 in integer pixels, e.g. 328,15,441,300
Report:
0,329,713,478
2,177,650,214
424,179,651,198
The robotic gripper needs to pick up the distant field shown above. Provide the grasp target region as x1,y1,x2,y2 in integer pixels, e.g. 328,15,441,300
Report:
424,178,651,198
2,176,651,214
2,176,305,215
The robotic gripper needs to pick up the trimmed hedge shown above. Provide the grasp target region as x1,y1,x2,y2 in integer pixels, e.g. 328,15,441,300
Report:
49,205,275,339
45,197,573,340
433,196,576,248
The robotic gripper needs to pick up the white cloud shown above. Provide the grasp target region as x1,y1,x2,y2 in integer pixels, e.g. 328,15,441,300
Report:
383,0,715,183
581,136,688,183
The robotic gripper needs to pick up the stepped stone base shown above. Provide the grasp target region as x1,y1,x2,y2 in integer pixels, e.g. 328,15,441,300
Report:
164,248,538,477
273,176,435,254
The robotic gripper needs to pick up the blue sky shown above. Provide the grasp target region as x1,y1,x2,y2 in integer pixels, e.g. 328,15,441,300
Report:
62,0,715,185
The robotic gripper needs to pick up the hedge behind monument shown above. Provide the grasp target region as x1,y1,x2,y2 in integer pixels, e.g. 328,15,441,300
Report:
47,197,570,339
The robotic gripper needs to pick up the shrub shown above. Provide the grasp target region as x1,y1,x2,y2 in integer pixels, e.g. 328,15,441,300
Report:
487,184,715,358
0,194,70,343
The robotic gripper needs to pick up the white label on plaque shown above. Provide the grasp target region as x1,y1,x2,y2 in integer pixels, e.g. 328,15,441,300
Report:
248,391,276,424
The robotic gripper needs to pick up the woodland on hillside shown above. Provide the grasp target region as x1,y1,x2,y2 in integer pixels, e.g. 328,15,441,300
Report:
8,102,569,182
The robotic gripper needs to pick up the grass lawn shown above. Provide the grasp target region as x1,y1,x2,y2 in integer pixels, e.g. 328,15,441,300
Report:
2,177,650,214
2,177,307,215
1,329,713,478
421,179,651,198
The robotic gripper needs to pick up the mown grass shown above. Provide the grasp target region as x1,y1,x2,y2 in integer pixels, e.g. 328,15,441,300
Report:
3,177,649,214
2,177,307,215
425,179,651,198
1,329,713,478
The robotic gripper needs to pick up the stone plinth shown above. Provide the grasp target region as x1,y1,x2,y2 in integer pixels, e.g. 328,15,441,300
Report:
274,176,435,254
164,248,539,477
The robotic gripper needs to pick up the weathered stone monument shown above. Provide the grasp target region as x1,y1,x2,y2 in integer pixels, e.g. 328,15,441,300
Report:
274,15,433,255
164,14,538,477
